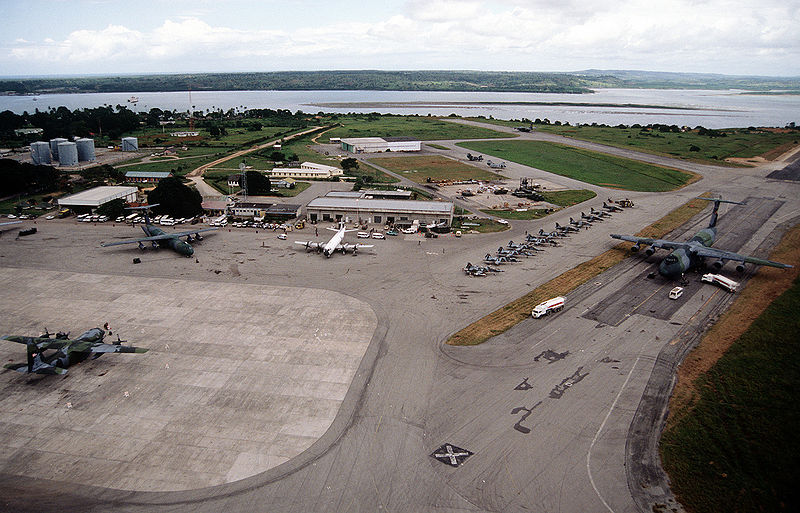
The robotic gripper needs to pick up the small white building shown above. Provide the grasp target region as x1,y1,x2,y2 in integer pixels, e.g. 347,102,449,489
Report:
269,162,343,180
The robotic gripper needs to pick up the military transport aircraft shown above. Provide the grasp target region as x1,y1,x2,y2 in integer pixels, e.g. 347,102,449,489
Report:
100,205,216,257
611,197,794,280
296,223,374,257
3,327,147,375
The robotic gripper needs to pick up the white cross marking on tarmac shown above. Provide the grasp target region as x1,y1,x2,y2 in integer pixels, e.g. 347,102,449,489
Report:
434,445,469,465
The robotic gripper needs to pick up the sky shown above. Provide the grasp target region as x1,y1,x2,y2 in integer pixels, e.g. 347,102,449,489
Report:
1,0,799,77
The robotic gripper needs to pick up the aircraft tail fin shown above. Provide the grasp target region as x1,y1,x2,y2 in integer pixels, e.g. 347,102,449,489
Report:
698,197,745,228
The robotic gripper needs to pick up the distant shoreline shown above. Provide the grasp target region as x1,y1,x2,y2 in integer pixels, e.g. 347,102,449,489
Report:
305,100,721,111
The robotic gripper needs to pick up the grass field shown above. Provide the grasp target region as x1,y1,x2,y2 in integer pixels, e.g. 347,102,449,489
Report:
323,115,513,141
539,189,597,207
660,275,800,513
466,119,800,165
457,140,696,191
369,155,500,184
658,224,800,513
480,208,550,220
116,153,224,176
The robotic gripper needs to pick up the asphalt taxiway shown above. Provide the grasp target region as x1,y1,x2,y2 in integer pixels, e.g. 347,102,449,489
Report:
0,126,798,512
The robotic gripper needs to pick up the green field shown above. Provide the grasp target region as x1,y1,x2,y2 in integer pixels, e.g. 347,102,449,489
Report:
467,119,800,165
458,140,695,191
369,155,500,183
660,276,800,513
537,125,800,165
117,153,224,176
539,189,597,207
480,208,550,220
323,115,512,141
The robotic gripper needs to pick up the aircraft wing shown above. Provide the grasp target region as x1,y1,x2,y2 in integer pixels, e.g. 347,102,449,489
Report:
610,234,686,251
340,243,374,250
101,228,216,247
170,227,217,238
1,221,22,227
89,344,148,354
1,335,71,350
295,241,322,249
692,247,793,269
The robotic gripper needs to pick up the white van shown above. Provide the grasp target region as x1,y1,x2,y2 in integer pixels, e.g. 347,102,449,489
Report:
669,287,684,299
701,273,739,292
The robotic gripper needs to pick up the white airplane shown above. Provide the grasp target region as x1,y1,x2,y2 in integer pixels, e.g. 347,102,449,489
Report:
295,223,374,257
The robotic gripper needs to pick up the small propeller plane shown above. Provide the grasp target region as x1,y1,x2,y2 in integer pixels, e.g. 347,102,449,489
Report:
2,327,147,375
100,205,216,257
295,223,374,257
611,197,794,280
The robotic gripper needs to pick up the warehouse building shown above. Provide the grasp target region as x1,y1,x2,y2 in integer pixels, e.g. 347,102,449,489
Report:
305,197,453,226
269,162,343,180
57,186,138,213
339,137,421,153
125,171,173,183
230,202,302,220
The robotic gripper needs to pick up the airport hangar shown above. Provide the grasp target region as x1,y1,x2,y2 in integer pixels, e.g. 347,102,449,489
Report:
339,136,421,153
56,185,138,213
305,196,453,226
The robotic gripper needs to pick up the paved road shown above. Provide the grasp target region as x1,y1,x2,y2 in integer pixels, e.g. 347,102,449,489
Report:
1,129,798,512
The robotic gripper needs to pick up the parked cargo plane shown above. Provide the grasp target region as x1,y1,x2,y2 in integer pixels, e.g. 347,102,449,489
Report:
100,205,216,257
296,223,373,257
611,197,793,279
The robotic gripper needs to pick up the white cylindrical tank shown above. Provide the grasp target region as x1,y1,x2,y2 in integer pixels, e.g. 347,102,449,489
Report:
76,138,96,161
30,141,51,165
57,142,79,166
49,138,68,158
121,137,138,151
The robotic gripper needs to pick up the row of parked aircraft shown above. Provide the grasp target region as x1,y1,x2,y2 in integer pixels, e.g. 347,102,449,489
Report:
465,201,628,276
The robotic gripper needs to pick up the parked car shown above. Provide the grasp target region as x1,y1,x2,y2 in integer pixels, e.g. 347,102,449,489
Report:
371,232,385,239
386,229,399,236
277,233,287,240
357,231,370,238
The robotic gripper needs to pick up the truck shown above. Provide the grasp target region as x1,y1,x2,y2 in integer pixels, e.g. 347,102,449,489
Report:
532,296,565,318
701,273,739,292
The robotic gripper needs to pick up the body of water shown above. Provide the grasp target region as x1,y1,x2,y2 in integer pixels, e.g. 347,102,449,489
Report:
1,89,798,129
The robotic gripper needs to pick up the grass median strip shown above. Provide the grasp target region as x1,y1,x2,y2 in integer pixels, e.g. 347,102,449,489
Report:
447,193,712,346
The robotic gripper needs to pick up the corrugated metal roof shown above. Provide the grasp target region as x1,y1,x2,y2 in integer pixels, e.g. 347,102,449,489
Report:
57,186,137,207
307,197,453,213
125,171,172,178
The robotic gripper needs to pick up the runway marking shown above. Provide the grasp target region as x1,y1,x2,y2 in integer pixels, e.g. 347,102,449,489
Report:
586,355,641,513
669,288,720,345
431,443,473,467
624,284,667,323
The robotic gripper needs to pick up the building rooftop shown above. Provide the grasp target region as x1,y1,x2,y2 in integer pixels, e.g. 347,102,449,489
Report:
57,186,137,207
307,197,453,214
125,171,172,178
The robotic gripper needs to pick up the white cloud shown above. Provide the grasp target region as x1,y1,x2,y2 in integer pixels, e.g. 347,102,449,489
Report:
3,1,799,75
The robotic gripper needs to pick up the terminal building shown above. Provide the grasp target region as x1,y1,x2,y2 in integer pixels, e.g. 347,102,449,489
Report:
339,137,421,153
305,197,453,226
230,202,302,221
57,186,138,213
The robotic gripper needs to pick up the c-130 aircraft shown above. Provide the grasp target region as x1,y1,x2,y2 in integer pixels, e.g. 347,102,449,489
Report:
610,197,793,280
100,204,216,257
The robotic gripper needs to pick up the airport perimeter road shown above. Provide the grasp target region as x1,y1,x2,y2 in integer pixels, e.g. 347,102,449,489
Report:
0,150,797,512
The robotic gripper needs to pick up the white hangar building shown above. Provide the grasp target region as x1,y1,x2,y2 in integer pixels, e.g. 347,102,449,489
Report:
339,137,421,153
306,197,453,226
57,186,138,212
